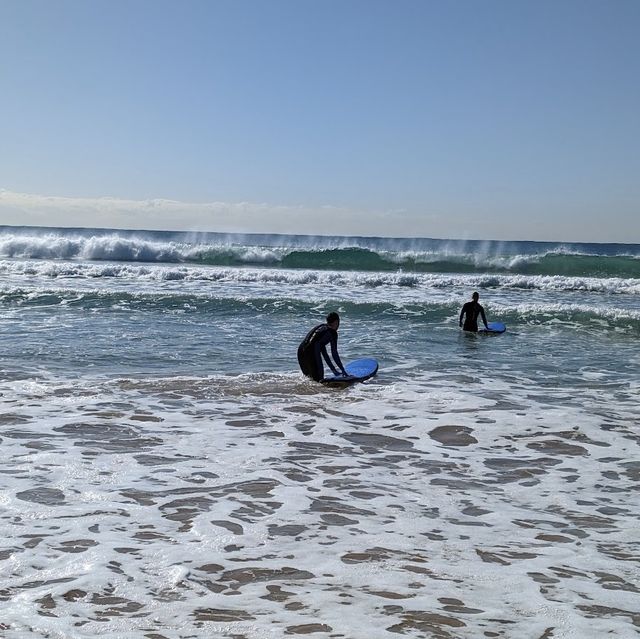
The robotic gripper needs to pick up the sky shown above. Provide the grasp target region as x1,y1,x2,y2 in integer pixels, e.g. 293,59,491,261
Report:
1,0,639,242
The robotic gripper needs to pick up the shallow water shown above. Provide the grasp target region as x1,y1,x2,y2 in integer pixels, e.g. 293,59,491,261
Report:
0,228,638,637
2,371,638,638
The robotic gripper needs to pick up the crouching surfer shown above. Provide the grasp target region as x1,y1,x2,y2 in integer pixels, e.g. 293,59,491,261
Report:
297,312,347,382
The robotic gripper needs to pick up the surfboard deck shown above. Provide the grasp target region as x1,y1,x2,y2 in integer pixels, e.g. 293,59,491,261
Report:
321,358,378,387
479,321,506,334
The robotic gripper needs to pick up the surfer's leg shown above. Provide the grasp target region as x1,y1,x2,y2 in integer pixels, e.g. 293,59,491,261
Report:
298,345,312,377
298,346,322,380
311,350,324,381
310,364,323,382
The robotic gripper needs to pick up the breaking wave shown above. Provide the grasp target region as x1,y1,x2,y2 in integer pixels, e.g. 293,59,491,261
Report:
1,227,639,278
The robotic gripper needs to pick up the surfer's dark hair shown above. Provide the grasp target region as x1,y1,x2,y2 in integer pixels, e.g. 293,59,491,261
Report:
326,312,340,324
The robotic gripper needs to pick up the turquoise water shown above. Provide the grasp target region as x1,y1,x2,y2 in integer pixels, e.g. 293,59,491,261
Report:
0,226,638,638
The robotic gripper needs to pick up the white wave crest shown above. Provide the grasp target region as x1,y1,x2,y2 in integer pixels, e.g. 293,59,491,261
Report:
0,233,188,262
490,301,640,323
0,259,638,295
0,232,293,266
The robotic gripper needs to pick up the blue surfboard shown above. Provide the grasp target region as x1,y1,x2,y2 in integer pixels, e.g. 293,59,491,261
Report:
321,358,379,387
479,321,506,334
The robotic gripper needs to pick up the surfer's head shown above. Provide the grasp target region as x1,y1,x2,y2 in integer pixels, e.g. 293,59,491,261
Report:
472,291,479,301
326,312,340,329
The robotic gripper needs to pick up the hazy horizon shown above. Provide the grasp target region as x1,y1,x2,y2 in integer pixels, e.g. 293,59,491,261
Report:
1,188,639,245
2,213,639,249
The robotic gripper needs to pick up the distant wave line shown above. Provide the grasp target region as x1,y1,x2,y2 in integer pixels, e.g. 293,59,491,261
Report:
1,286,638,330
1,259,639,294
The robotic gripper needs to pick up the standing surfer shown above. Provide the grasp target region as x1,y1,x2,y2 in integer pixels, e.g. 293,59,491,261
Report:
297,312,347,381
459,292,489,332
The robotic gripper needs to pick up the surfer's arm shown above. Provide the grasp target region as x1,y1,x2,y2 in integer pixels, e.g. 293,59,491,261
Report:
321,346,337,374
480,306,488,328
459,305,466,326
330,336,347,375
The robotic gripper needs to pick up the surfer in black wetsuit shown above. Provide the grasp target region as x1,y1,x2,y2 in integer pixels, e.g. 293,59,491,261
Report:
459,291,489,332
297,312,348,382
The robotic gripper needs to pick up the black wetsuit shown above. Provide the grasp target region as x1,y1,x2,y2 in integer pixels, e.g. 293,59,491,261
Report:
459,301,488,332
297,324,345,381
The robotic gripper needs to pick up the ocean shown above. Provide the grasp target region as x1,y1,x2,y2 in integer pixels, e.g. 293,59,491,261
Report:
0,225,638,638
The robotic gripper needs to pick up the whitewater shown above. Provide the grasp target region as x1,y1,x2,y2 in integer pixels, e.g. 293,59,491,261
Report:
0,225,638,638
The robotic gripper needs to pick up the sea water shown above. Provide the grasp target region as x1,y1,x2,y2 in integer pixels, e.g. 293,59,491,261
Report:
0,225,638,638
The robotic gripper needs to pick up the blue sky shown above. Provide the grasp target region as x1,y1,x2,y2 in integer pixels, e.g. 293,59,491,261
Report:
1,0,638,241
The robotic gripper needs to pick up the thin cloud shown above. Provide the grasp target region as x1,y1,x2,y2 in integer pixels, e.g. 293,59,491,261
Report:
0,189,410,236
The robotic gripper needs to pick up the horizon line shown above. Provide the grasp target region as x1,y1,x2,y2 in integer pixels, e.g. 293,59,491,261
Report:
0,222,636,248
